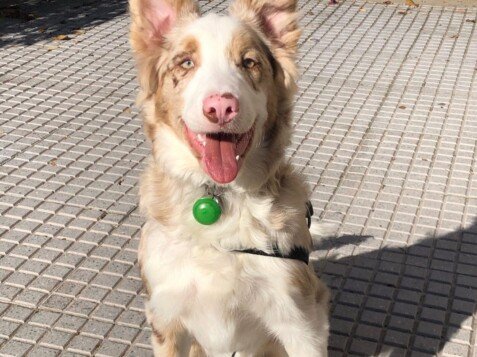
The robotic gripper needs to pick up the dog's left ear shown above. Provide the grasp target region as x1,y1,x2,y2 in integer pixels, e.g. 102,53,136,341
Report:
229,0,300,87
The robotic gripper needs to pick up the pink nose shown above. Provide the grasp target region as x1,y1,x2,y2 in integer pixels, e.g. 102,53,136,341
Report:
203,93,239,125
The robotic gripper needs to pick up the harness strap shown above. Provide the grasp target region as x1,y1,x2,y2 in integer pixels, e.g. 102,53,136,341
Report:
231,200,313,265
306,200,314,229
232,246,309,265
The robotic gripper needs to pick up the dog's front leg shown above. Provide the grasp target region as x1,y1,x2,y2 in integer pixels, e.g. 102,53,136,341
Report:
257,275,330,357
150,321,202,357
146,305,194,357
262,302,329,357
151,324,174,356
150,322,184,357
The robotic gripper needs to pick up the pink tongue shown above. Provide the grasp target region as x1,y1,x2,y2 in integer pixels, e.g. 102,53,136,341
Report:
203,135,238,184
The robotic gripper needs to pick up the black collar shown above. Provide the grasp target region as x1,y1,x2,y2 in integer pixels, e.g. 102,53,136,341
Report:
232,245,309,265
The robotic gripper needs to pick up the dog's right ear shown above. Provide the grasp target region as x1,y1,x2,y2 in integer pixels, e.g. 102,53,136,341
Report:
129,0,199,97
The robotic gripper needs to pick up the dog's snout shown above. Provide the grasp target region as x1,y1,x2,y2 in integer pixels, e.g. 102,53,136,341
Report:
203,93,239,125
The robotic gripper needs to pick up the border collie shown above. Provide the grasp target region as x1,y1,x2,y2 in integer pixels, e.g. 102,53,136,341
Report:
129,0,330,354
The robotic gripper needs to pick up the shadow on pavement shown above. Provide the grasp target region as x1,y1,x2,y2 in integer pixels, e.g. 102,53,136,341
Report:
314,234,374,251
315,220,477,356
0,0,127,48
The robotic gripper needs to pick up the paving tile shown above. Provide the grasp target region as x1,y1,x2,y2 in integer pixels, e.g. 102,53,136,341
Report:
40,329,74,350
81,320,114,338
0,339,33,356
1,0,477,356
66,335,101,355
126,346,152,356
13,324,47,344
0,320,21,339
54,314,87,333
2,305,33,323
27,346,60,357
96,340,129,357
108,325,140,344
29,310,62,328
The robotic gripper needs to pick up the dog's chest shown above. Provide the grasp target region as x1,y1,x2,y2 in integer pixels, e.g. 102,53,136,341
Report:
142,222,271,352
142,221,255,303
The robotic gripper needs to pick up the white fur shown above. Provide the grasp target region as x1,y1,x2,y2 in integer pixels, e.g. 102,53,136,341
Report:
153,123,208,186
181,14,268,134
140,178,329,355
310,220,339,243
145,15,273,189
141,188,330,356
135,5,330,357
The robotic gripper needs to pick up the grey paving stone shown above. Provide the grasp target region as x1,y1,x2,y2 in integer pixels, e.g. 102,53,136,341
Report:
108,325,140,344
1,0,477,355
0,320,21,339
0,339,33,356
40,329,74,350
54,314,87,333
41,294,73,311
349,338,378,355
96,340,129,356
2,305,33,323
441,341,470,357
126,346,152,357
29,310,62,328
27,346,60,357
66,335,101,354
65,299,98,317
81,320,113,338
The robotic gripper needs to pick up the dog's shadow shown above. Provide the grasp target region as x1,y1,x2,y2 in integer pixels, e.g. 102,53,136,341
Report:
312,220,477,356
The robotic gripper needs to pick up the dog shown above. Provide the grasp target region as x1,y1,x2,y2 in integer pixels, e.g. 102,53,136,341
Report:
129,0,330,355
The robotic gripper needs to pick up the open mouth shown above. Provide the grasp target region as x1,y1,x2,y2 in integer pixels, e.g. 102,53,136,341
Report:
184,125,255,184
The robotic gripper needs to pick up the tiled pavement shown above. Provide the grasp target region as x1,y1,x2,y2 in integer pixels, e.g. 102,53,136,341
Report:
0,0,476,355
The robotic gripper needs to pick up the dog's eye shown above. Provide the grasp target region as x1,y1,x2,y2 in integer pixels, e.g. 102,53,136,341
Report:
242,58,257,69
180,59,194,69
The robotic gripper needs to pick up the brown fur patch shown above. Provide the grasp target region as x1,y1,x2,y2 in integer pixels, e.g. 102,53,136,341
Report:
229,0,300,51
150,322,184,356
174,36,200,61
189,341,207,357
140,163,176,225
228,28,275,90
261,339,288,357
229,0,301,91
138,35,200,143
289,263,330,310
149,321,206,356
140,268,152,297
172,75,179,88
169,36,200,83
265,166,313,250
138,227,152,297
152,326,166,344
315,276,331,307
129,0,200,100
290,265,315,299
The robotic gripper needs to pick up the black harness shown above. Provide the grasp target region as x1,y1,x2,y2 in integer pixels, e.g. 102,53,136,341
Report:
233,245,309,264
231,201,314,265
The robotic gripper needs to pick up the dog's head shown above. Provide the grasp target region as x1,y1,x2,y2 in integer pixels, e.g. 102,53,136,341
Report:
130,0,300,187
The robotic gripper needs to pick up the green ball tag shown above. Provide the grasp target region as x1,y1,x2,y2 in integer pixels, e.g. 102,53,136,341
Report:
193,196,222,225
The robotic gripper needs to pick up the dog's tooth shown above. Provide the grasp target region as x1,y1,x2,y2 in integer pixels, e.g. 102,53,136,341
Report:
197,134,206,145
235,155,240,161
